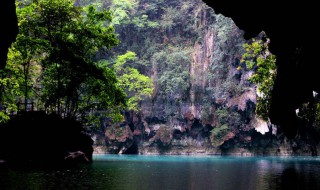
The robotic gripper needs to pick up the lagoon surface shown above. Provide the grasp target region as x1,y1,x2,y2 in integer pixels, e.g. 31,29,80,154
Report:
1,155,320,190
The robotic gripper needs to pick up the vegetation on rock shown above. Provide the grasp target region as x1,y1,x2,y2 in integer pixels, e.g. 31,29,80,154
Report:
241,33,277,120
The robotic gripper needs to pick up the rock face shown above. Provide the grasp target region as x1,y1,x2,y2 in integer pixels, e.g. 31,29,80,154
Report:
105,124,134,154
96,0,319,156
137,0,258,155
0,112,93,164
96,0,259,155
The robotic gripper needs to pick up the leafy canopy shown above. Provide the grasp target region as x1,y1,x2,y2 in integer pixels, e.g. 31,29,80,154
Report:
100,51,154,112
3,0,126,123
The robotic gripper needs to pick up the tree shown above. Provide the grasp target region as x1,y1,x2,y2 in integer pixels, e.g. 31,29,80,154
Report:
112,51,154,111
12,1,46,111
0,49,22,123
98,51,153,112
241,33,277,120
9,0,126,121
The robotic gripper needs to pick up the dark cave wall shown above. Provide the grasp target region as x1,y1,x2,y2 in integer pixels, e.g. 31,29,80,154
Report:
0,0,18,69
203,0,320,136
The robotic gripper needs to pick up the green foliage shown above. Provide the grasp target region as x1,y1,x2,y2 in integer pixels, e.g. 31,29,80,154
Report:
242,35,277,120
8,0,126,123
153,46,191,100
211,124,229,137
0,58,21,123
210,124,229,147
109,0,136,26
105,51,154,111
78,0,159,29
215,15,234,43
216,107,241,128
210,107,241,147
160,6,179,31
10,2,46,109
216,108,229,125
0,72,20,124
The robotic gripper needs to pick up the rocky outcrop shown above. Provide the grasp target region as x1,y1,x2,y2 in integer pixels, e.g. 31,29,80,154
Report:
65,151,90,163
105,124,134,154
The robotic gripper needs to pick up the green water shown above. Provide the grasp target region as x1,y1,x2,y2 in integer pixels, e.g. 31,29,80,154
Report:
1,155,320,190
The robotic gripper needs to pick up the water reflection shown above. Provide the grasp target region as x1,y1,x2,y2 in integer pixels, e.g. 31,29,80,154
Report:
1,156,320,190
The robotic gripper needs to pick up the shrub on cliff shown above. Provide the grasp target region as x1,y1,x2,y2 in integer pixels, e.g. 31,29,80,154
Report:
241,33,277,120
210,124,229,147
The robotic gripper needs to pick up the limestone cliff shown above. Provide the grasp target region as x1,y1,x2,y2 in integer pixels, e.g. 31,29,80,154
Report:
94,0,317,155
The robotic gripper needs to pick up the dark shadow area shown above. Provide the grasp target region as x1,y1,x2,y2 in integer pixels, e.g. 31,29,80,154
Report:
0,0,18,69
0,112,93,165
203,1,320,138
123,138,139,154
